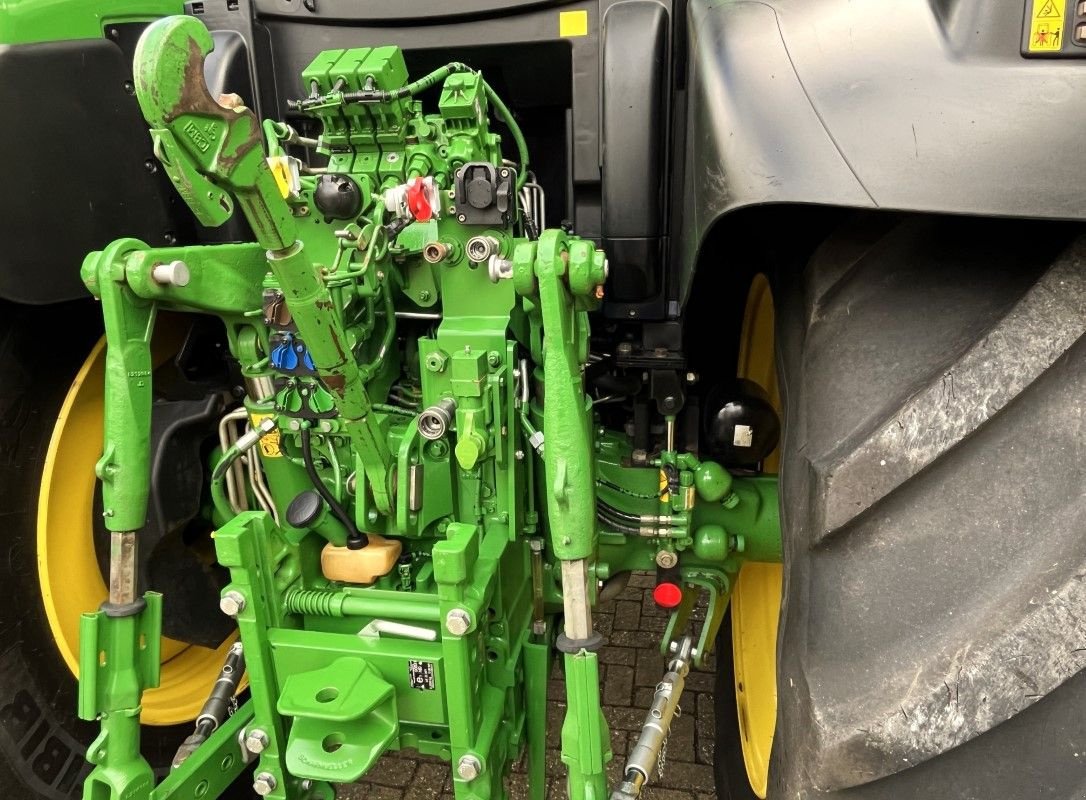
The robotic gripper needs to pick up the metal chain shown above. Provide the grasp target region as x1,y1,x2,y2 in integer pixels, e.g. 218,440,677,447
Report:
657,703,682,779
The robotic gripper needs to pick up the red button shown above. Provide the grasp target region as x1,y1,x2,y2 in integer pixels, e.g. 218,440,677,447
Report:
653,582,683,609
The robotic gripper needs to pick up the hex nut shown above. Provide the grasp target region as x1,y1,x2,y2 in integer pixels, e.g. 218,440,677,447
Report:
220,590,246,617
253,772,278,796
445,608,472,636
655,550,678,569
457,754,482,781
425,350,449,373
244,728,270,754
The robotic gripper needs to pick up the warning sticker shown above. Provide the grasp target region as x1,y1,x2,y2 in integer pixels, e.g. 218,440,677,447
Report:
250,413,283,458
1028,0,1064,52
408,660,436,691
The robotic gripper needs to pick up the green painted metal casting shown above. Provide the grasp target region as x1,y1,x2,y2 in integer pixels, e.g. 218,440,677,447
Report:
75,15,782,800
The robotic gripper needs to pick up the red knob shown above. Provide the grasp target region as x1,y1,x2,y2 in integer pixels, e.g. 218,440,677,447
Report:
405,177,433,221
653,582,683,609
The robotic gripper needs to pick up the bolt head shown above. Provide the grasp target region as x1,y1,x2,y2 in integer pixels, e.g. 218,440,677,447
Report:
457,755,482,781
253,772,277,796
655,550,678,569
219,591,246,617
244,729,269,754
445,608,472,636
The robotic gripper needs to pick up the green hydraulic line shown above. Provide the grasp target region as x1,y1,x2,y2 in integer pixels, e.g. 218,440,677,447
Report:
289,62,470,109
210,471,235,524
358,275,396,381
209,417,279,523
372,403,415,417
481,80,531,190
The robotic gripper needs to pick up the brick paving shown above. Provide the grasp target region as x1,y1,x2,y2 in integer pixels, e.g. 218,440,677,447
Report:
337,572,719,800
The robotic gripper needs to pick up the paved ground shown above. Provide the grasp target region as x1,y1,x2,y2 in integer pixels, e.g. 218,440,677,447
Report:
337,572,719,800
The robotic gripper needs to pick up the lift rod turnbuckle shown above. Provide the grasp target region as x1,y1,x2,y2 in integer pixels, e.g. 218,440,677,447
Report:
610,634,695,800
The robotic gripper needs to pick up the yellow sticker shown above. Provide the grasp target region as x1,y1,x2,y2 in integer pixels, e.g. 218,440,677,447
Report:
559,9,589,38
268,157,291,198
1028,0,1064,52
266,156,301,198
250,413,283,458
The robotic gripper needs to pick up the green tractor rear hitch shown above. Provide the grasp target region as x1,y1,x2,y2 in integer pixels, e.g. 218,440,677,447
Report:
75,15,781,800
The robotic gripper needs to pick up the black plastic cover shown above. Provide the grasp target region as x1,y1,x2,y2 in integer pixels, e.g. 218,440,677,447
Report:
600,0,668,304
0,37,180,304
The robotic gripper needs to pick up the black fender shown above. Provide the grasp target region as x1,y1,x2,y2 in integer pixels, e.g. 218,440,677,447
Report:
0,25,252,304
679,0,1086,303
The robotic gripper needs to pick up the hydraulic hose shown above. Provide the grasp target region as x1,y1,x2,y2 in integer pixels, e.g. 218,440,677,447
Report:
596,510,641,536
359,277,396,382
597,500,641,524
210,416,278,521
300,426,368,549
480,80,530,190
350,62,472,102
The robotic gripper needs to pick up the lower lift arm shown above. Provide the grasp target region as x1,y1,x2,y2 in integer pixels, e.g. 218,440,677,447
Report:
79,238,270,800
512,230,610,800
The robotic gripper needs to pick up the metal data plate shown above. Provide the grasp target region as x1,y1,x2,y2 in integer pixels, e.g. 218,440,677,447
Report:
1022,0,1086,56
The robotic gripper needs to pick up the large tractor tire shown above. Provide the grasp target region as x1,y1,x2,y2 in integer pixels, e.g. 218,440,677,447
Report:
763,214,1086,798
0,301,248,799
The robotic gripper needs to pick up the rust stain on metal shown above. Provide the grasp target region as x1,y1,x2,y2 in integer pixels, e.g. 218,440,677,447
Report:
323,374,347,396
328,328,348,363
161,38,263,172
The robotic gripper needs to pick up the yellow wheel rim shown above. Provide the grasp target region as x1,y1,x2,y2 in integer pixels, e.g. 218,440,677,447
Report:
732,274,783,798
37,336,240,726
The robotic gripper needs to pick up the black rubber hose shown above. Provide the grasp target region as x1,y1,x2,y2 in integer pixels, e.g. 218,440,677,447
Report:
597,500,642,524
598,571,632,603
596,510,641,536
596,477,665,501
300,427,368,549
